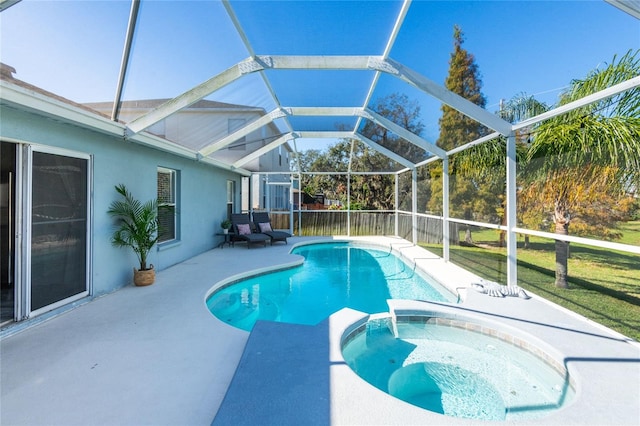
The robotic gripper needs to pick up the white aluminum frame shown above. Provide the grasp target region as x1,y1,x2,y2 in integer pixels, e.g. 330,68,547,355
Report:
2,0,637,295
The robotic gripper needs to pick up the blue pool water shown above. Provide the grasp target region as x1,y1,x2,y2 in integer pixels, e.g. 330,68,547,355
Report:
206,242,454,331
342,319,574,421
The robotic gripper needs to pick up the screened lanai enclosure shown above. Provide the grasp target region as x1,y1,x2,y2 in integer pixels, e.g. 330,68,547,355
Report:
1,0,639,307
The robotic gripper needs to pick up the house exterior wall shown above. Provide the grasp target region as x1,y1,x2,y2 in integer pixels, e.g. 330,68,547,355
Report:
1,105,240,299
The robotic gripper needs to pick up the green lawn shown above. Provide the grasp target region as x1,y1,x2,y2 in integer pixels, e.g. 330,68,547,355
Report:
421,221,640,341
618,220,640,245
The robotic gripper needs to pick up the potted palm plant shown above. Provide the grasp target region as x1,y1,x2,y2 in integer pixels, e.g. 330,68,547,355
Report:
107,184,159,286
221,219,232,234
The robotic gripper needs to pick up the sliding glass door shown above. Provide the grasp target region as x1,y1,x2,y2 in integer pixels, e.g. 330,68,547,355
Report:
28,147,90,316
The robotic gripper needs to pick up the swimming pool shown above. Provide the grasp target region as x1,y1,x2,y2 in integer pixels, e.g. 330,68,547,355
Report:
206,242,455,331
342,315,575,421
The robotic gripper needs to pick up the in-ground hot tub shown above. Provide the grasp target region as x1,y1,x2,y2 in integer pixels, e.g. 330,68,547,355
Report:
341,313,575,421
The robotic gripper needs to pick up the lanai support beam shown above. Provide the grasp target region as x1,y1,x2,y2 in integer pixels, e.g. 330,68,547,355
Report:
363,109,447,158
297,131,354,139
200,108,287,156
232,133,293,169
506,132,518,287
288,106,364,116
111,0,140,122
384,58,512,136
442,158,450,262
126,55,514,140
124,55,372,137
394,173,400,236
412,168,418,244
355,0,412,133
125,64,245,136
355,135,415,169
200,106,442,167
513,76,640,131
0,0,21,12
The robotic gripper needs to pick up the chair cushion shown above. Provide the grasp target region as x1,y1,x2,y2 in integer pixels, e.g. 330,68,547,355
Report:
237,223,251,235
258,222,272,233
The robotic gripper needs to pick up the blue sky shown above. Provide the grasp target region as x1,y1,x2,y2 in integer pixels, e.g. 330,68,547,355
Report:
1,0,638,147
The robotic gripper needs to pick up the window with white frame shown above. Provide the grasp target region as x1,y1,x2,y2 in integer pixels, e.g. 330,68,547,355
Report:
226,180,235,218
157,167,178,243
275,185,284,209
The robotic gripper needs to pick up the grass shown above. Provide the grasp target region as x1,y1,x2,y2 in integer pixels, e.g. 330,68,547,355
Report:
618,220,640,245
420,221,640,341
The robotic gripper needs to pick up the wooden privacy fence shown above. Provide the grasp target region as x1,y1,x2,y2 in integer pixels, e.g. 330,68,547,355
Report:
267,211,459,245
397,213,459,245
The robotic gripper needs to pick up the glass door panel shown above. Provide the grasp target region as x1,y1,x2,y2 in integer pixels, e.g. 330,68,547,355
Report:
30,151,88,312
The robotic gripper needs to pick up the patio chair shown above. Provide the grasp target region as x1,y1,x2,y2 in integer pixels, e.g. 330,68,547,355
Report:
252,212,292,245
230,213,270,248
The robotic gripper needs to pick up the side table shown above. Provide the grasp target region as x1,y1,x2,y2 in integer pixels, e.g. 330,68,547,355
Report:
216,232,234,248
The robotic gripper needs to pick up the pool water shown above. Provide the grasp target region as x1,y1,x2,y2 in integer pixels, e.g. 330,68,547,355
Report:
206,242,454,331
342,320,574,421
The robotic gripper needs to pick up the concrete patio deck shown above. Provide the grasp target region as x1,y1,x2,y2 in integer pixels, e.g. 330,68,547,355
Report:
1,236,639,425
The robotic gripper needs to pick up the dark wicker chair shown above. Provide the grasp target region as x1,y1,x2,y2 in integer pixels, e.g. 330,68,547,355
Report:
252,212,292,245
230,213,270,248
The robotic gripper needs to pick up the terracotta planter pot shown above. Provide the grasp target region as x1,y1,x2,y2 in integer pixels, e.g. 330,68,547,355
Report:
133,265,155,286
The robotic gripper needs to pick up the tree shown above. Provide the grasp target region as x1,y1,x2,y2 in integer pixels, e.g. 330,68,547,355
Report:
361,93,428,164
301,93,427,210
298,142,350,206
493,94,550,247
430,25,491,243
357,93,429,210
522,50,640,288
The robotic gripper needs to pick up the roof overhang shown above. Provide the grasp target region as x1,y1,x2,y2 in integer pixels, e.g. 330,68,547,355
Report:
0,80,252,176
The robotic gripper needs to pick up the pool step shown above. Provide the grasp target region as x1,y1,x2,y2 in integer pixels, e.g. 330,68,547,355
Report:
367,312,399,338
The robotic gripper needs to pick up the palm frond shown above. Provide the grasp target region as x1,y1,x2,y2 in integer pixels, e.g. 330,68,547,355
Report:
558,49,640,118
107,184,159,271
525,49,640,186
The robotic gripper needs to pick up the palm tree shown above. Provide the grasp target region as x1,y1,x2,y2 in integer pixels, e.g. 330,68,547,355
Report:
499,94,550,248
523,50,640,288
455,93,549,247
499,93,550,124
